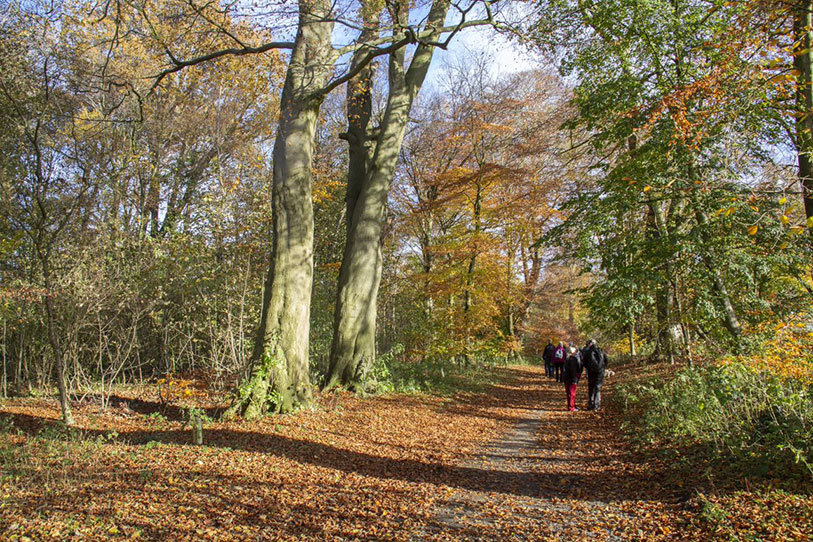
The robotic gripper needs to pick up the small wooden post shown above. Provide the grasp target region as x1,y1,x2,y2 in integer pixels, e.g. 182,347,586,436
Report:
192,412,203,445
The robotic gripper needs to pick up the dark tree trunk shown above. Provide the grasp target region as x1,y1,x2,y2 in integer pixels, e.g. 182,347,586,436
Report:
794,1,813,223
40,254,74,425
647,201,684,363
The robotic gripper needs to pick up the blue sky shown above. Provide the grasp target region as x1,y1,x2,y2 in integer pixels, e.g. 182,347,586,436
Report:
425,23,540,90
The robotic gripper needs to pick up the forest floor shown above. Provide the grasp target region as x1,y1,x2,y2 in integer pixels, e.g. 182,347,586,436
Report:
1,365,810,541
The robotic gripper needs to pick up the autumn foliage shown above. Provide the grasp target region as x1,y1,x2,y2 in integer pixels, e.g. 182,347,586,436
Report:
1,0,813,539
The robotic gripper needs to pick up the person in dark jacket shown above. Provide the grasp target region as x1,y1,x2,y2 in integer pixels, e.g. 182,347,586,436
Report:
580,340,591,368
562,346,583,411
552,341,567,382
582,339,608,410
542,339,556,378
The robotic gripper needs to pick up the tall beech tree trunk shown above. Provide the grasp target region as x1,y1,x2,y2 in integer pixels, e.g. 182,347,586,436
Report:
464,186,483,317
504,243,518,358
794,1,813,223
692,204,742,344
512,241,542,340
417,194,438,358
226,0,334,418
461,182,483,366
647,200,684,363
628,323,636,357
326,0,451,389
684,158,742,344
325,6,381,389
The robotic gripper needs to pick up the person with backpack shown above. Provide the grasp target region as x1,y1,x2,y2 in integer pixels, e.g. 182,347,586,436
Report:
552,341,566,382
542,339,556,378
582,339,608,410
562,346,583,411
579,340,592,366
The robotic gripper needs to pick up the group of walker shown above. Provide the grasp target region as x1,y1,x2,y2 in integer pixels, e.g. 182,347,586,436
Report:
542,339,608,412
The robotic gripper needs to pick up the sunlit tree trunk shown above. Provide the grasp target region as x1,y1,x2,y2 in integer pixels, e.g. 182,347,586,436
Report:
326,0,450,388
226,0,334,417
628,323,636,357
325,6,381,389
687,160,742,345
693,207,742,343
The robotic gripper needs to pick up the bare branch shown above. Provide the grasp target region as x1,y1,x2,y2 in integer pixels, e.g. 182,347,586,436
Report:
321,33,415,96
333,16,494,57
150,40,295,91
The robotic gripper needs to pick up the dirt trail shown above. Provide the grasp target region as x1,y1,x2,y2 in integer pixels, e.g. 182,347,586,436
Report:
421,368,680,541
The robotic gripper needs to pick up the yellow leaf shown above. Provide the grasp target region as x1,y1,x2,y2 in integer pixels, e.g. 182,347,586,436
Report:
779,196,787,205
807,216,813,228
748,225,758,235
780,215,790,224
643,186,652,192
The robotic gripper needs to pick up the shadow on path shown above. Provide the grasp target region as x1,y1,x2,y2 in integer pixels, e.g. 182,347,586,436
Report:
1,366,695,542
2,368,666,504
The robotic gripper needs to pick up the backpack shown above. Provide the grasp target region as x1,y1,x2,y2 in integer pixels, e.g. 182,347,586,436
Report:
554,347,565,362
585,347,603,372
565,354,582,381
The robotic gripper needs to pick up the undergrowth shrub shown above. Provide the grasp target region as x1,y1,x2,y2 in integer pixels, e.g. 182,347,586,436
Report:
615,361,813,479
360,345,500,395
0,418,119,490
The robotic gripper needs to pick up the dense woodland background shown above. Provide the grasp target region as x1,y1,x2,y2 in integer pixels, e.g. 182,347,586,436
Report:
0,0,811,421
0,2,812,539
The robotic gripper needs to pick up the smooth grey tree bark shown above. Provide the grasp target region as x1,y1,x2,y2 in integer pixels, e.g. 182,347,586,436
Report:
324,6,381,388
325,0,454,389
692,204,742,344
628,323,636,357
207,0,496,412
226,0,335,417
647,199,685,364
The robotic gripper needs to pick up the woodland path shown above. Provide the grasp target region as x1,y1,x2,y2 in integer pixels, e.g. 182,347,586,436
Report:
0,365,694,541
419,368,688,541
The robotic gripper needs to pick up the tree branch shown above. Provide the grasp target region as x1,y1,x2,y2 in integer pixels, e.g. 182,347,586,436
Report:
320,33,415,96
150,41,294,91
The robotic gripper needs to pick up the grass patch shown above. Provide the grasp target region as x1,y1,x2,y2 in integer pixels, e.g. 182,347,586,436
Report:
610,356,813,540
0,415,119,488
359,347,518,395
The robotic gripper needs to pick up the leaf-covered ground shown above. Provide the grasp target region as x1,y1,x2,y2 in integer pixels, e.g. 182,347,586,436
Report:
1,366,810,541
